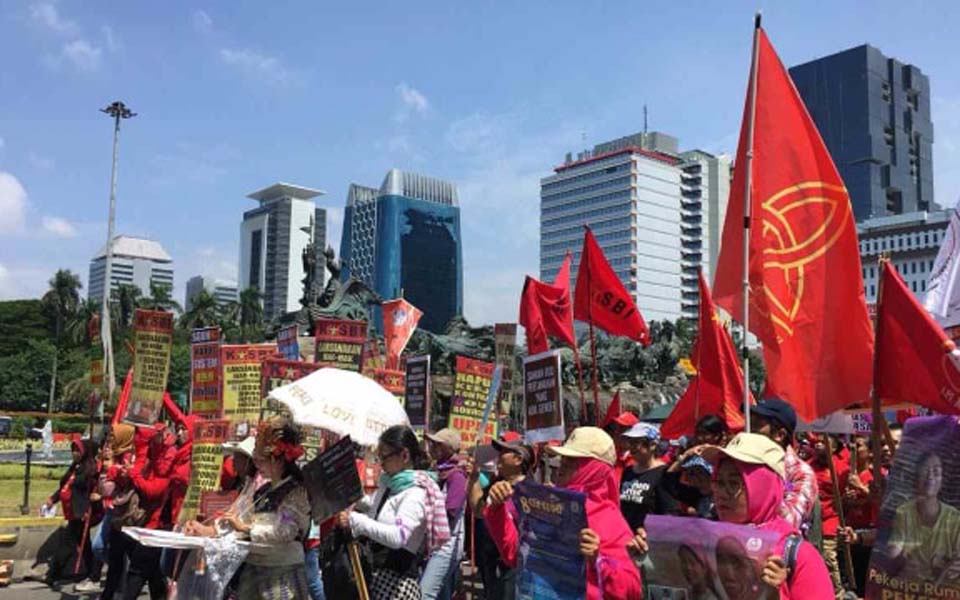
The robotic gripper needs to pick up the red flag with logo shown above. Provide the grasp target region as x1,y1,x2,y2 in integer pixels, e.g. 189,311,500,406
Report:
519,253,577,354
712,27,873,421
662,272,748,439
382,298,423,370
875,262,960,414
573,228,650,345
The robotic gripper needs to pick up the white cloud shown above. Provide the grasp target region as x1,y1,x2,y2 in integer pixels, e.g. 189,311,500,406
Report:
0,262,56,301
0,172,27,234
27,151,54,171
219,48,298,86
61,39,102,72
29,2,78,36
41,216,78,238
101,25,119,52
193,10,213,34
394,82,430,123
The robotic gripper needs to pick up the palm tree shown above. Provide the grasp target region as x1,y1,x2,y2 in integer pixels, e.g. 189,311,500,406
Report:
181,289,220,330
113,284,142,333
42,269,82,413
65,298,102,345
237,287,264,328
142,282,182,314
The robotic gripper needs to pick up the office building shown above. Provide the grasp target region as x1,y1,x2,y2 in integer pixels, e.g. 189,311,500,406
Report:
185,275,239,311
239,182,327,321
340,169,463,333
790,45,935,221
858,210,948,305
88,235,174,303
541,132,686,322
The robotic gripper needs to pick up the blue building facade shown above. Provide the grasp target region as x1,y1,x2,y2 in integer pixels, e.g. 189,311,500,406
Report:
340,169,463,333
789,44,935,222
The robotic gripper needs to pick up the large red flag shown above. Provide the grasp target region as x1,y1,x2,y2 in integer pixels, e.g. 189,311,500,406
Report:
661,272,748,439
875,261,960,414
601,390,622,429
518,253,577,354
712,27,873,421
574,228,650,345
382,298,423,369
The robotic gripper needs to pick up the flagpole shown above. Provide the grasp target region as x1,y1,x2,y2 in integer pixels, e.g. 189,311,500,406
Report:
573,347,589,427
741,12,762,434
871,256,887,510
587,266,601,426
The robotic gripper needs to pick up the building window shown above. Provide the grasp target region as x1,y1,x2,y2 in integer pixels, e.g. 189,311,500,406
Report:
870,284,876,297
931,260,935,270
925,233,930,245
921,261,926,273
882,240,887,251
911,262,916,274
249,229,262,289
922,280,927,291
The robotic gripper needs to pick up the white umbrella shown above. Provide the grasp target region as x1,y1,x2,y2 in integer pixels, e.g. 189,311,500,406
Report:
268,367,409,447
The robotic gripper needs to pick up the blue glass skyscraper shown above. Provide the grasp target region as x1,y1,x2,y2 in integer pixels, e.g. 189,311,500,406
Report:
340,169,463,333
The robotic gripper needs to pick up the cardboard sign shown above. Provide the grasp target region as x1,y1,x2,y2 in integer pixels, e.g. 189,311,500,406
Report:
126,309,174,426
404,355,431,430
302,436,363,523
448,356,497,447
190,327,222,416
523,350,564,443
372,368,405,404
314,318,366,371
260,358,322,407
494,323,517,421
276,324,300,361
179,419,230,523
513,479,588,600
221,344,276,439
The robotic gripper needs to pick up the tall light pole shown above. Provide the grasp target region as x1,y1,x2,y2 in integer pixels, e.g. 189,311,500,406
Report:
100,101,136,415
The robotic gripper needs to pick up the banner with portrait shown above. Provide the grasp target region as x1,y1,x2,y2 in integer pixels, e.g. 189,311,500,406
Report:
126,309,174,426
179,419,230,523
190,327,222,417
448,356,497,447
314,318,366,371
644,515,782,600
866,415,960,599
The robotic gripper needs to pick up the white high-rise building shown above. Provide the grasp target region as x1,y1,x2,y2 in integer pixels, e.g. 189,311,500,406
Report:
185,275,239,312
239,182,326,321
88,236,174,303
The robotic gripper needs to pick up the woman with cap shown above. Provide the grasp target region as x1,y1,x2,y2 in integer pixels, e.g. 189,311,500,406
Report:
618,422,680,532
421,428,468,600
485,427,642,599
647,433,833,599
337,424,451,600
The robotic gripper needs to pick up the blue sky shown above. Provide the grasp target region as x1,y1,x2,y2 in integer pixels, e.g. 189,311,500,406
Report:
2,1,959,326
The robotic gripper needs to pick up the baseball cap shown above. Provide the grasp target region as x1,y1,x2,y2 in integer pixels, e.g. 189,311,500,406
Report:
680,455,714,476
622,422,661,442
611,412,640,427
500,430,523,443
545,427,616,466
222,436,256,459
491,438,534,465
711,433,785,479
424,428,461,452
751,397,798,435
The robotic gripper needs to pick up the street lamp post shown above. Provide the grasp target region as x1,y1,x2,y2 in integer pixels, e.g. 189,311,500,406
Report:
100,101,136,417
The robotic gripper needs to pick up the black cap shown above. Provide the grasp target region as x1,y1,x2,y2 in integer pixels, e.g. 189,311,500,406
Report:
491,438,534,465
751,397,797,435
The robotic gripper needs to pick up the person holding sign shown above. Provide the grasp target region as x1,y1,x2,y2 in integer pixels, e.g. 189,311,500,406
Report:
672,433,833,599
484,427,642,599
422,428,468,600
337,425,451,600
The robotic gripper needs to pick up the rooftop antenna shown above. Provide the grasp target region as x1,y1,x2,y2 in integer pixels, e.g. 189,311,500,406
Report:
643,105,648,134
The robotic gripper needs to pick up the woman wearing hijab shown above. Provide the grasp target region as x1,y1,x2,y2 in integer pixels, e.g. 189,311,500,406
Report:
337,425,451,600
44,438,101,585
658,433,834,599
484,427,642,599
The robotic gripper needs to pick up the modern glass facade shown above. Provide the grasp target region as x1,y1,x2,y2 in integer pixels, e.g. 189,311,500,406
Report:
789,45,935,222
340,170,463,333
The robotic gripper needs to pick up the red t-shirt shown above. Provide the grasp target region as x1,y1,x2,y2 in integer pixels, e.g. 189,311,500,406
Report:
845,469,877,530
813,454,850,537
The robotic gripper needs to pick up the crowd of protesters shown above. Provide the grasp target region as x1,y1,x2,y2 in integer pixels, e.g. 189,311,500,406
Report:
32,393,902,600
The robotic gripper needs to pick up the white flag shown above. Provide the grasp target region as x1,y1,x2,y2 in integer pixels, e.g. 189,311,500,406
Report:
924,198,960,328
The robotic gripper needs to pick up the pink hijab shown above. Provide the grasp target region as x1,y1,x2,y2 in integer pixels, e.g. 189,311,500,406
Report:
731,459,796,538
564,458,638,569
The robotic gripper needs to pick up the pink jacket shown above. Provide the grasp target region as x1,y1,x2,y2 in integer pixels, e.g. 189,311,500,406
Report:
484,458,642,599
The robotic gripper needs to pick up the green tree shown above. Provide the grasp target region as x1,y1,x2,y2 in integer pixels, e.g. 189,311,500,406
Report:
237,288,263,328
142,282,182,314
181,289,220,330
222,288,265,343
65,298,101,346
0,338,55,411
42,269,82,413
0,300,51,355
113,284,142,333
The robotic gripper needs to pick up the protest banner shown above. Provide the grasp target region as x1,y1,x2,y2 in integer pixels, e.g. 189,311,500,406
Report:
644,514,782,600
276,324,300,361
866,415,960,599
512,479,588,600
89,314,103,387
189,326,222,417
125,309,174,425
199,490,238,519
179,419,230,523
404,355,431,431
302,435,363,523
494,323,517,424
448,356,497,447
523,350,564,443
221,344,276,439
259,357,325,460
314,318,366,371
372,367,405,404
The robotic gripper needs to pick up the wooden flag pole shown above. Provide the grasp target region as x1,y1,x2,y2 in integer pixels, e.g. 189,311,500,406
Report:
572,346,589,427
585,250,601,426
871,256,888,508
348,540,371,600
825,435,857,591
740,11,762,434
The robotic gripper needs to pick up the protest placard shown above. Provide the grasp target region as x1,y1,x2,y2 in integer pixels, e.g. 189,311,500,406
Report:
259,357,325,460
372,367,405,404
302,435,363,523
866,415,960,599
89,314,103,387
404,355,431,430
199,490,238,519
512,479,588,600
494,323,517,421
126,309,174,425
314,318,366,371
276,324,300,361
179,419,230,523
221,344,276,439
523,350,564,443
190,327,222,417
644,514,782,600
448,356,497,447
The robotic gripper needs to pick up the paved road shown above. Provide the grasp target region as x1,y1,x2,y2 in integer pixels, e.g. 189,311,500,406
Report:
0,580,150,598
